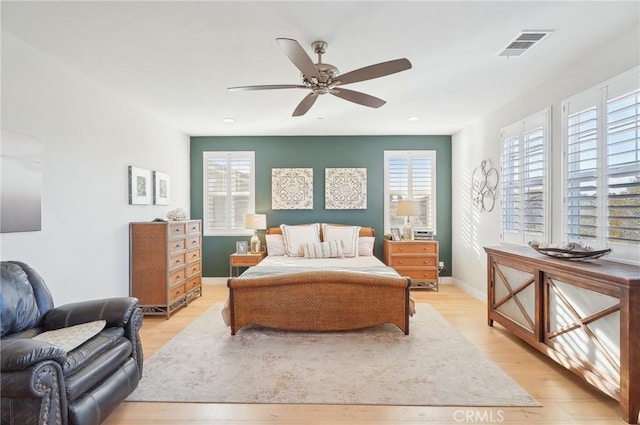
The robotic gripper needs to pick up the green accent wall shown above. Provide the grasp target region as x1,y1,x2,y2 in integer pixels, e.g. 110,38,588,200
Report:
190,135,452,278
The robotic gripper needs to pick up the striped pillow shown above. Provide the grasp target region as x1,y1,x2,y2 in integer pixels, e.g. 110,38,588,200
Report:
303,240,344,259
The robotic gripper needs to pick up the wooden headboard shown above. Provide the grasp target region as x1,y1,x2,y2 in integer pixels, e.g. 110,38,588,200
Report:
267,223,375,239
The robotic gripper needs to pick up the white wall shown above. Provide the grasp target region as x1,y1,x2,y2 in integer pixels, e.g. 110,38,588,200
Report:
451,26,640,299
1,33,191,305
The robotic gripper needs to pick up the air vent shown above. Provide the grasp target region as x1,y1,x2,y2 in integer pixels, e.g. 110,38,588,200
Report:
499,31,552,57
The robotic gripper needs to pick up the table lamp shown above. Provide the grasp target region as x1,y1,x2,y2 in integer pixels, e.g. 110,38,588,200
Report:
396,200,420,241
245,213,267,253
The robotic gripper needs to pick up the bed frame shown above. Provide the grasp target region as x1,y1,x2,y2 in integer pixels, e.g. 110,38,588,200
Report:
226,225,411,335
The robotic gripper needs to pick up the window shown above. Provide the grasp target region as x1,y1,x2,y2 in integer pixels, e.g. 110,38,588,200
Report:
384,151,436,234
202,151,255,236
500,108,551,245
562,68,640,264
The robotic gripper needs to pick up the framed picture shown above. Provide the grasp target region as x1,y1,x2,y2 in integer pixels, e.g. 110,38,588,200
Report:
391,227,401,241
128,166,151,205
236,241,248,254
153,171,170,205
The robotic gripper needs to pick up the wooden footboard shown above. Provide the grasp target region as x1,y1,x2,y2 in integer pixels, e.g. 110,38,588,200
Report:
227,271,411,335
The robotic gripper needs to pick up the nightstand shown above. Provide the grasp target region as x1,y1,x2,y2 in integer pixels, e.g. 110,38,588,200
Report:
229,251,266,277
383,239,439,290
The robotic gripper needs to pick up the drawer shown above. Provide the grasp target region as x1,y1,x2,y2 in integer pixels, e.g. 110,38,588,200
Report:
169,253,186,270
187,247,201,263
169,222,186,237
391,256,437,267
186,260,201,277
169,268,186,286
397,268,439,282
187,221,201,234
169,238,186,253
390,242,437,254
186,275,201,292
231,255,261,266
186,236,201,249
169,282,186,302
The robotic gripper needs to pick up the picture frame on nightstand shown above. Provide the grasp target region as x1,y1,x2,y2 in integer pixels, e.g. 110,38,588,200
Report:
236,241,248,254
391,227,401,241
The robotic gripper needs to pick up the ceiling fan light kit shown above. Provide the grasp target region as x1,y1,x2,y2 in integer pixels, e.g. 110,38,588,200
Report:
228,38,412,117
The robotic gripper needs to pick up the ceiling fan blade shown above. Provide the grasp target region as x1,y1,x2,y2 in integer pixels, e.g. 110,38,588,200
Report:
276,38,321,80
333,58,412,86
330,88,386,108
228,84,306,91
292,92,318,117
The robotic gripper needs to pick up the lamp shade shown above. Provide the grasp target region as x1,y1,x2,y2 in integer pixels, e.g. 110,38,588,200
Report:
396,200,420,217
244,213,267,230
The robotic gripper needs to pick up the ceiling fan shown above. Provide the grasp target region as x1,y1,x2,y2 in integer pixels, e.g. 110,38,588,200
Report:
228,38,412,117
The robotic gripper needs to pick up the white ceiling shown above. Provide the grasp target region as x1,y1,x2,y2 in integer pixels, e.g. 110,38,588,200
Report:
2,1,638,136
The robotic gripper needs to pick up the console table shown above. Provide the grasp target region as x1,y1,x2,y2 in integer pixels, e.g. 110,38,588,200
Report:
484,245,639,423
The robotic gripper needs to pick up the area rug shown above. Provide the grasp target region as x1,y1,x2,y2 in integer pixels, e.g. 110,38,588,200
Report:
127,303,540,407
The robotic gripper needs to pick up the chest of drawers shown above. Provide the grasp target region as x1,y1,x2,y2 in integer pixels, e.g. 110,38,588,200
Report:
383,239,439,289
130,220,202,318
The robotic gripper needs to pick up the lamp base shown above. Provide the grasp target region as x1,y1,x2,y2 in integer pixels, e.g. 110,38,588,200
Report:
402,219,414,241
250,232,261,254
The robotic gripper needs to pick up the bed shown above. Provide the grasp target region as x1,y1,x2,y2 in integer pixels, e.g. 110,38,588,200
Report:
224,223,413,335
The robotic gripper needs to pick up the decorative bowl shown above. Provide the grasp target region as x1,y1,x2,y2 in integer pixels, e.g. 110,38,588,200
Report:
527,241,612,260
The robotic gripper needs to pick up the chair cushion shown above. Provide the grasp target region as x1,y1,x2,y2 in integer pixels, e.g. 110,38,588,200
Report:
63,327,125,374
32,320,106,352
0,262,42,337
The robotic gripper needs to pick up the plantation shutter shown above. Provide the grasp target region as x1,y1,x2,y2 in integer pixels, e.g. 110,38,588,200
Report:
563,67,639,263
522,117,547,237
501,108,549,245
384,151,436,233
203,151,255,236
606,88,640,244
501,133,520,237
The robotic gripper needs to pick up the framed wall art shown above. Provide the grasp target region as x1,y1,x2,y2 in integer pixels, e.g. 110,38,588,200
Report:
153,171,170,205
325,168,367,209
271,168,313,210
128,165,151,205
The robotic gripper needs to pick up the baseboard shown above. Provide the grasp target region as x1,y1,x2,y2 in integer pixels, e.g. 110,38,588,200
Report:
203,277,227,285
450,277,486,301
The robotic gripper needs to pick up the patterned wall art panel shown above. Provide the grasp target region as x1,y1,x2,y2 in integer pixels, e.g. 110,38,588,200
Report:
325,168,367,209
271,168,313,209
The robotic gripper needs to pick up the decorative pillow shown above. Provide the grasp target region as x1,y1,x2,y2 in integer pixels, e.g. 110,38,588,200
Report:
32,320,106,352
358,236,375,256
303,240,345,259
280,223,321,257
323,225,361,257
265,234,286,256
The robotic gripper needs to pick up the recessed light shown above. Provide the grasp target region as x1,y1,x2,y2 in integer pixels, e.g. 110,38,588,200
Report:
222,118,235,124
407,116,420,122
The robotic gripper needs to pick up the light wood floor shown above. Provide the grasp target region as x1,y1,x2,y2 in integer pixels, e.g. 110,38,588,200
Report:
104,283,627,425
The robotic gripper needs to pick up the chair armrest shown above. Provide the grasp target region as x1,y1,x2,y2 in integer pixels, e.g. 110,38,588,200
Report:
0,339,66,371
44,297,140,330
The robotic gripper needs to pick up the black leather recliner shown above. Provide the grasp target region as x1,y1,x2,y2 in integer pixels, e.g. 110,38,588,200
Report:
0,261,143,425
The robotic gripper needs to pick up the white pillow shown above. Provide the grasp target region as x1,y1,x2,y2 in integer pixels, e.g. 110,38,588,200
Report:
280,223,321,257
323,225,361,257
358,236,375,256
265,234,286,256
303,240,344,259
32,320,106,352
